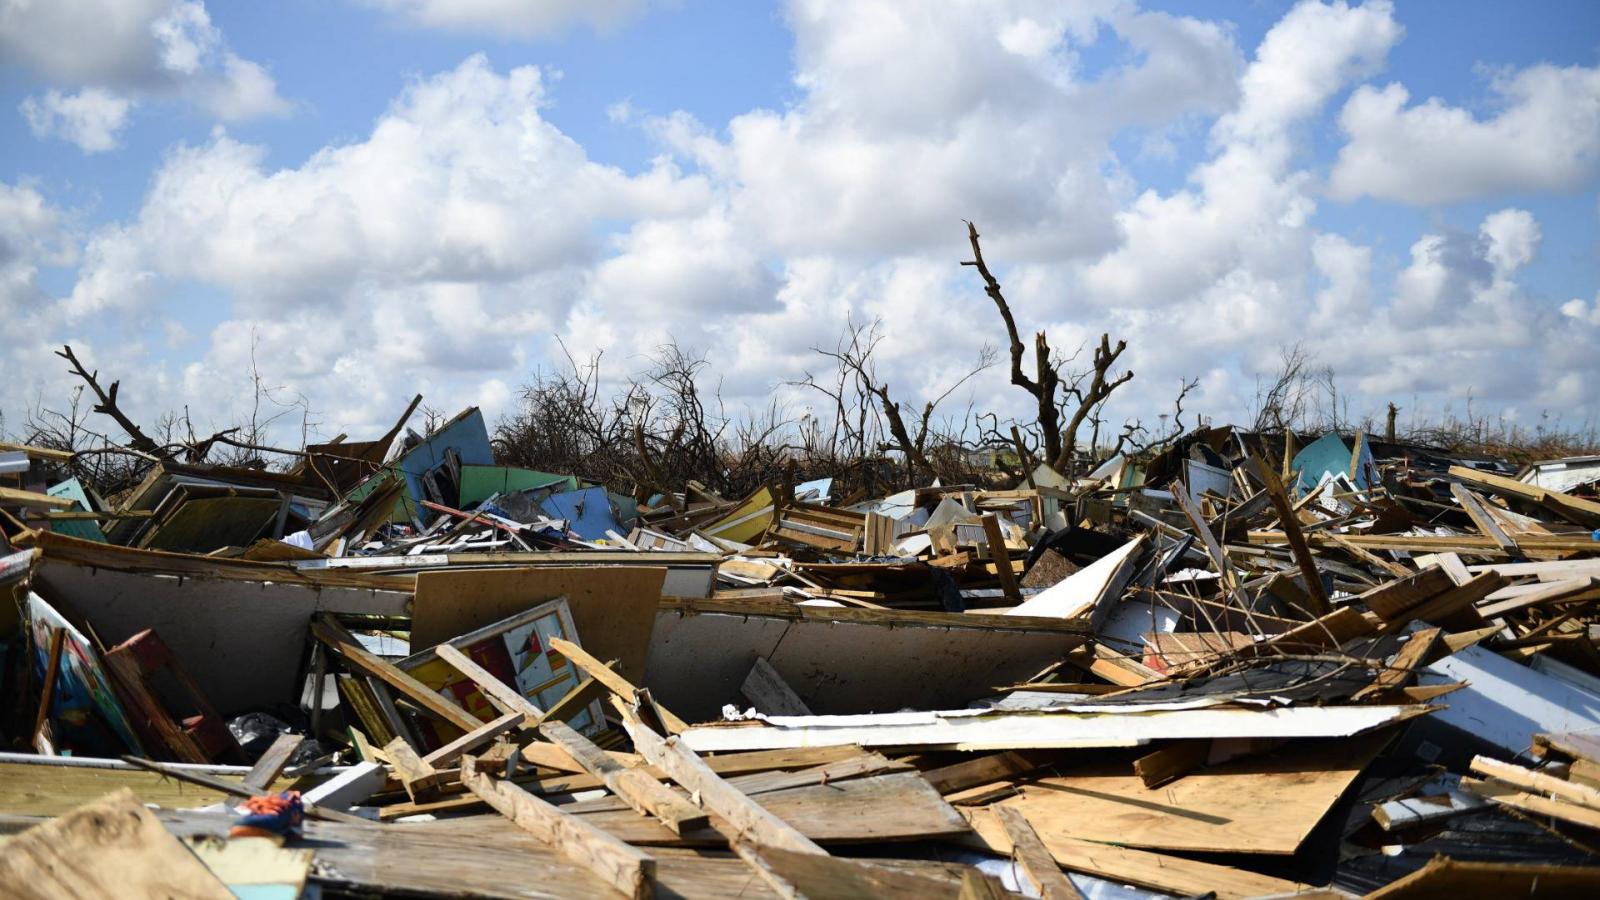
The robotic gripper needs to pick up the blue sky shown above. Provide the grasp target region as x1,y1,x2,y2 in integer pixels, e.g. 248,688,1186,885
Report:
2,1,1598,444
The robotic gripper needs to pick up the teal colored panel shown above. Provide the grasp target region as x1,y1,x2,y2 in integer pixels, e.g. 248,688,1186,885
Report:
458,465,577,506
46,478,105,543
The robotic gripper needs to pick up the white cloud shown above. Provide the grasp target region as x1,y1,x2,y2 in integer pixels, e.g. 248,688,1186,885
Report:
0,0,288,148
1331,63,1600,204
7,1,1599,443
359,0,653,37
19,88,135,153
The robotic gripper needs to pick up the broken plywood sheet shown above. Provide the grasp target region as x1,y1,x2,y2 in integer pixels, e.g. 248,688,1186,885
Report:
991,731,1392,855
1006,536,1145,623
0,788,232,899
680,703,1427,753
411,566,664,685
645,601,1087,722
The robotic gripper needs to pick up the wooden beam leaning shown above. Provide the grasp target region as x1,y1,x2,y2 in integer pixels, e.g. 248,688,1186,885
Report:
435,643,544,722
460,756,655,900
616,700,825,856
549,636,690,734
384,736,442,801
1451,483,1520,554
421,711,525,768
311,615,482,734
1246,457,1330,616
539,718,710,834
995,806,1084,899
242,732,304,793
982,513,1022,602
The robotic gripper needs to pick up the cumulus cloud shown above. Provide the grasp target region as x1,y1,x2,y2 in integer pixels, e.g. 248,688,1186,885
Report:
0,0,288,148
6,1,1598,442
359,0,654,37
19,88,134,153
1330,62,1600,204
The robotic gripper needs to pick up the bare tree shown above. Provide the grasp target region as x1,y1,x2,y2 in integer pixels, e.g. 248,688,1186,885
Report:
961,221,1133,474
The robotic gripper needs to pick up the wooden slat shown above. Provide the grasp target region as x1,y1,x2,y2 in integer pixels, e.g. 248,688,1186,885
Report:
995,806,1083,899
982,513,1022,602
0,486,74,509
540,718,710,834
435,643,544,721
1451,484,1519,553
1133,741,1209,789
1358,565,1456,620
384,737,442,801
1353,627,1441,701
618,702,825,856
421,711,525,768
550,637,690,734
1470,755,1600,810
460,757,656,899
312,616,481,734
1246,457,1330,615
243,732,305,792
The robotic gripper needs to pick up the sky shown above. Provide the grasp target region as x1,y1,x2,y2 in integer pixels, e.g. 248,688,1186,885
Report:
2,0,1598,449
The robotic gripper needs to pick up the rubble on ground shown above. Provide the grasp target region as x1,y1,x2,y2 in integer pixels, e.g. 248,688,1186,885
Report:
5,405,1600,899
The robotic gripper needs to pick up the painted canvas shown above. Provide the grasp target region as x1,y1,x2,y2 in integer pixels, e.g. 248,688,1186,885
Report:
26,592,145,756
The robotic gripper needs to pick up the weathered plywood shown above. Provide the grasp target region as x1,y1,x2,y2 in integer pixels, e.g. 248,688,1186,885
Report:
992,731,1391,855
412,567,664,684
0,789,232,899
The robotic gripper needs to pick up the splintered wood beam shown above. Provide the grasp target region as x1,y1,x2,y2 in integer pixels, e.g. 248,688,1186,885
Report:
460,757,656,900
421,711,525,768
616,700,825,856
549,637,690,734
242,732,304,793
995,806,1084,899
1133,741,1209,789
1353,627,1441,701
1451,483,1520,554
982,514,1022,601
1246,457,1330,616
383,737,442,801
539,718,710,834
312,616,482,734
435,644,545,722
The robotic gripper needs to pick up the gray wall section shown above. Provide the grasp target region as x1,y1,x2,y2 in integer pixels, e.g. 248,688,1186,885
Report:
644,609,1083,721
36,561,411,714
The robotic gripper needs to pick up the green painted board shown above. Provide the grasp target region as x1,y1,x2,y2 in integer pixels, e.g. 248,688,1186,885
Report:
46,478,106,543
458,465,578,506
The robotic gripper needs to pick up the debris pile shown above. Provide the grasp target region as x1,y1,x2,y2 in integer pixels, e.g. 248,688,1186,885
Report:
5,405,1600,899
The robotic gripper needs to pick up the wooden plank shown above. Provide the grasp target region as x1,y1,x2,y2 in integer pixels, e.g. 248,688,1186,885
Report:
995,806,1084,899
1449,464,1600,525
421,711,525,768
1477,577,1600,619
617,703,825,856
740,657,813,717
1133,741,1208,788
312,616,482,734
1353,627,1441,701
982,514,1022,602
965,807,1308,900
540,718,710,835
1246,457,1329,615
383,737,442,801
1380,571,1500,631
0,486,74,509
1469,754,1600,810
550,636,690,734
1357,566,1456,620
1250,529,1597,554
1362,855,1600,899
30,628,64,753
923,751,1051,795
435,643,545,721
1451,484,1519,553
984,729,1392,856
1461,776,1600,830
460,756,656,899
243,732,304,792
0,788,233,898
1320,532,1411,579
